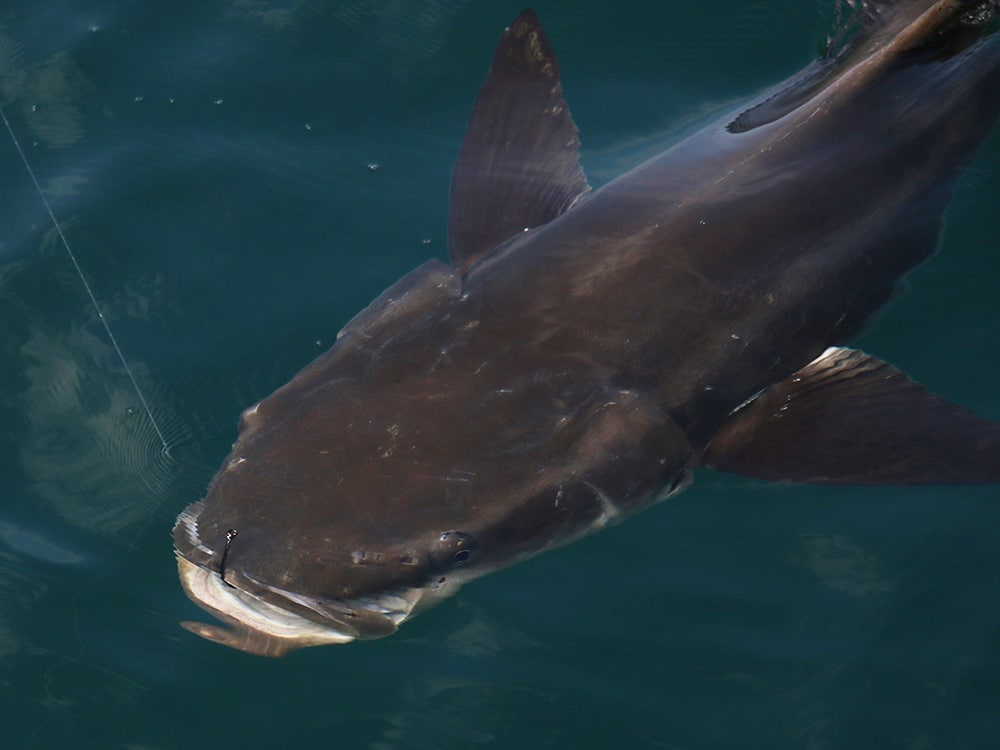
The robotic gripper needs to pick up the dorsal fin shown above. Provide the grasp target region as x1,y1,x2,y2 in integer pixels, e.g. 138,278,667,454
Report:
448,9,590,274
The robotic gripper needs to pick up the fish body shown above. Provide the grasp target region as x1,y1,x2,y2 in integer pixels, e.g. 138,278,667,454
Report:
174,1,1000,656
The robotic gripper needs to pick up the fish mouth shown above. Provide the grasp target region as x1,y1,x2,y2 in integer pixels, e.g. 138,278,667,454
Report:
175,555,423,657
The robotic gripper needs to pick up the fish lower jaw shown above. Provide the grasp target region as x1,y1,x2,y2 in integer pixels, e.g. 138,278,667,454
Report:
176,554,357,657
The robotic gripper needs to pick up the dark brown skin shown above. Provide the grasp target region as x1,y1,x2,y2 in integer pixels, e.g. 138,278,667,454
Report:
175,1,1000,653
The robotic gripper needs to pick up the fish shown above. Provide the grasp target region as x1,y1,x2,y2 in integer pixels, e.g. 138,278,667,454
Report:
173,1,1000,656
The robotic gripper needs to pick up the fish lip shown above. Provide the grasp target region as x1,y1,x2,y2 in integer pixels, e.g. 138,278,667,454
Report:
176,554,356,656
175,554,422,656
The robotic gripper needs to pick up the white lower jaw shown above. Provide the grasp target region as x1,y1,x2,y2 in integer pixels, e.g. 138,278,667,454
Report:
177,555,361,656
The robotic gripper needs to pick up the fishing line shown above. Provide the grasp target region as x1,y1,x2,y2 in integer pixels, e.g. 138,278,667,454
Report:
0,105,170,454
2,109,176,707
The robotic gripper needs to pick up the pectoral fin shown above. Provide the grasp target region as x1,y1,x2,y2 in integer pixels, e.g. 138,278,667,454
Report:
703,347,1000,484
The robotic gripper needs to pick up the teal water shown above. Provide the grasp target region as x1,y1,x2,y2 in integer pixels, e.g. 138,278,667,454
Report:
1,1,998,747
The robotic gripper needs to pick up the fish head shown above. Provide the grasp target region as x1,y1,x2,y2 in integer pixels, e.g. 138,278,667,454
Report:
173,331,692,656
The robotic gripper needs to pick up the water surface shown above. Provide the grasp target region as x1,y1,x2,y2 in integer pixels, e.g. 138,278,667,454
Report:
1,1,998,747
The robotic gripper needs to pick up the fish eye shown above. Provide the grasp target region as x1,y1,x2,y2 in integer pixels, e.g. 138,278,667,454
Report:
430,530,479,569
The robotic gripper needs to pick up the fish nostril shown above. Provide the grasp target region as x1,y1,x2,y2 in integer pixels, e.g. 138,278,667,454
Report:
430,530,479,569
219,528,238,588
